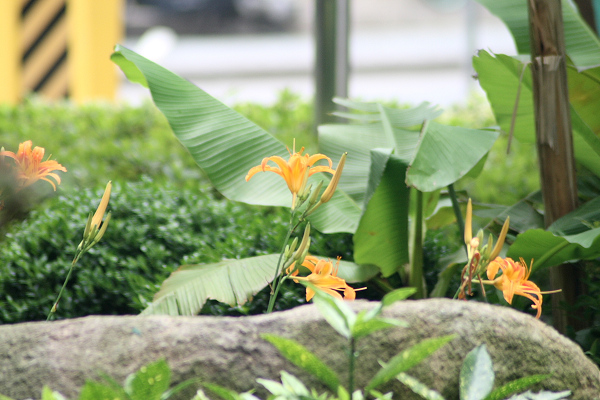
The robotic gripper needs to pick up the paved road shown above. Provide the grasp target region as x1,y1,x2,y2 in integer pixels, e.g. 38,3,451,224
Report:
117,14,516,107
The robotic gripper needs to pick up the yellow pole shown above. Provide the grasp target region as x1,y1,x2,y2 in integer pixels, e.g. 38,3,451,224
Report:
0,1,22,103
67,0,123,102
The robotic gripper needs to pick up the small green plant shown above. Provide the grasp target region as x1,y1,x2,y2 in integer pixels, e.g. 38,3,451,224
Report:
255,288,569,400
260,287,452,398
0,359,198,400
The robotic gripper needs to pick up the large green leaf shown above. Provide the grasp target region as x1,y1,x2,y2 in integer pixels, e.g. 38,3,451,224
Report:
353,151,410,277
320,99,495,277
111,45,359,233
475,0,600,68
406,122,499,191
507,226,600,271
474,50,600,177
568,65,600,134
141,254,278,315
473,51,535,142
141,254,375,316
507,198,600,269
474,196,545,233
322,99,498,194
548,196,600,234
319,100,437,206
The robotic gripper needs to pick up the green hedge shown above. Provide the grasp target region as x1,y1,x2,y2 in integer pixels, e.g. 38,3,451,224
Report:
0,179,356,323
0,93,538,204
0,91,315,191
0,98,203,190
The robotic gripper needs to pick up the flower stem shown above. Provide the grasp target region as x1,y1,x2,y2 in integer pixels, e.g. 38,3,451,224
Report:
266,212,299,314
46,251,82,321
348,337,356,397
409,189,425,299
448,184,467,257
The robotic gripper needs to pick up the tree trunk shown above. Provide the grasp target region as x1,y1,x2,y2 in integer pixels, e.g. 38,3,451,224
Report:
527,0,586,333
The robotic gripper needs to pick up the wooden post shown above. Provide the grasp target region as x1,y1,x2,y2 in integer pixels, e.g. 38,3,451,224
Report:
528,0,585,333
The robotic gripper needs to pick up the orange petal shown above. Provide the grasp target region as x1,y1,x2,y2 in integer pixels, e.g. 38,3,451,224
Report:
486,257,502,280
306,153,333,168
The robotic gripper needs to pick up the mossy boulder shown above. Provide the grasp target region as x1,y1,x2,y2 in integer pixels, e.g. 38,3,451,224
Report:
0,299,597,399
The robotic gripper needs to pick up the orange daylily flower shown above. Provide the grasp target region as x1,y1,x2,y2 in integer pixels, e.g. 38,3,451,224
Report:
245,146,336,208
487,257,543,319
0,140,66,190
288,255,363,301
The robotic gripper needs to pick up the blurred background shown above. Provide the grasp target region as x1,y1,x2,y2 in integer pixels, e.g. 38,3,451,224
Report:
120,0,517,106
0,0,517,108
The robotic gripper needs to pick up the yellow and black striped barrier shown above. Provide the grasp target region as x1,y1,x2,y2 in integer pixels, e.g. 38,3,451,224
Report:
22,0,68,99
0,0,122,103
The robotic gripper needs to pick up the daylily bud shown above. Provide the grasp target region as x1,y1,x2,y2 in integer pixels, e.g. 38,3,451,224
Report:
489,216,510,261
476,229,484,246
483,233,493,258
91,212,111,246
298,183,312,204
285,237,299,259
91,181,112,230
296,246,310,266
320,152,346,204
464,198,473,246
308,180,324,206
77,181,112,255
81,212,94,244
293,223,311,261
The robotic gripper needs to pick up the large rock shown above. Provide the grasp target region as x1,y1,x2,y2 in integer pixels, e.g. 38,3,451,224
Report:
0,299,598,399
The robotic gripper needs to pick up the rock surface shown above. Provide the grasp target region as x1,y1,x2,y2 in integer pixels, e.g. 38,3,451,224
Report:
0,299,598,399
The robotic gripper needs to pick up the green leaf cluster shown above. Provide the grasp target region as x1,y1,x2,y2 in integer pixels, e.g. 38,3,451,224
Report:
110,44,509,307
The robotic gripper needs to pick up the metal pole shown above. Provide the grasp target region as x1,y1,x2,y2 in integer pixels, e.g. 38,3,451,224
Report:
336,0,350,99
314,0,350,130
